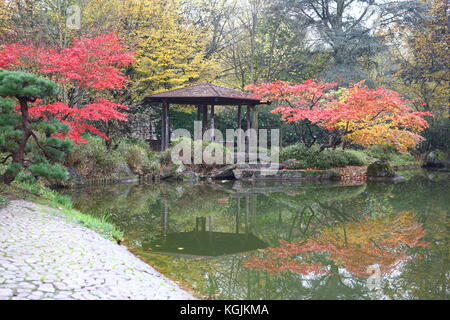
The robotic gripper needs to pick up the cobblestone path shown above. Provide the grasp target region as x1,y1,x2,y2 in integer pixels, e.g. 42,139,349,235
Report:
0,200,194,300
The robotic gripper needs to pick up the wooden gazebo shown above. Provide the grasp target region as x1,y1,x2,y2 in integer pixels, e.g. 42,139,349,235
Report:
143,83,269,151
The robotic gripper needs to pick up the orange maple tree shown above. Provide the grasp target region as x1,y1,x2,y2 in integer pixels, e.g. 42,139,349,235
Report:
246,81,433,152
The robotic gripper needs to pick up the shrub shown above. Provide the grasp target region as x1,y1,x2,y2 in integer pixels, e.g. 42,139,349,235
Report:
117,143,148,173
14,170,36,184
117,137,150,150
67,136,124,177
67,136,162,177
343,149,370,166
281,144,369,169
435,150,448,161
170,137,231,166
365,145,418,166
365,145,397,161
285,160,308,170
389,153,418,166
280,144,315,162
249,145,279,156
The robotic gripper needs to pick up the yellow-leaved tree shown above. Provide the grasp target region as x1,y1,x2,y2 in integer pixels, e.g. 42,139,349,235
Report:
83,0,220,99
0,0,11,40
119,0,220,100
383,0,449,116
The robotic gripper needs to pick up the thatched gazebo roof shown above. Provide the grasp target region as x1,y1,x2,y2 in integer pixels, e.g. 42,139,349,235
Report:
143,82,268,106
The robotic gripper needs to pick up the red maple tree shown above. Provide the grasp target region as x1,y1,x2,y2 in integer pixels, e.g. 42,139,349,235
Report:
0,33,135,143
246,80,432,152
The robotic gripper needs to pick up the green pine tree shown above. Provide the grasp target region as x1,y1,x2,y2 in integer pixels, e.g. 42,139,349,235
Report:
0,70,73,184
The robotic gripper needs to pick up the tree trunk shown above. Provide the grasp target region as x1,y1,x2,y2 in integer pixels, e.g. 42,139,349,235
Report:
319,131,342,152
2,98,31,184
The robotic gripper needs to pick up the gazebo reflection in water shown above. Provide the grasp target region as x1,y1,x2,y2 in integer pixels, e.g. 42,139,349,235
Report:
143,193,268,258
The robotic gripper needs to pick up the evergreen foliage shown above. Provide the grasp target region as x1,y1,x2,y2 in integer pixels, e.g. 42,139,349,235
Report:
0,70,73,184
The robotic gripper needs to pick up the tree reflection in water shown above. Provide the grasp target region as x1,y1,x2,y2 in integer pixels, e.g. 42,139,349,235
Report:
243,211,429,278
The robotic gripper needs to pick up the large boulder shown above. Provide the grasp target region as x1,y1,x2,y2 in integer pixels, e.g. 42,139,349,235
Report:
423,160,450,172
160,165,178,180
211,164,237,180
425,150,448,161
113,165,133,177
67,168,86,184
367,161,396,178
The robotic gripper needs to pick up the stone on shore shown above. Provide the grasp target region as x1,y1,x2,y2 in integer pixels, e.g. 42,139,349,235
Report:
367,160,396,178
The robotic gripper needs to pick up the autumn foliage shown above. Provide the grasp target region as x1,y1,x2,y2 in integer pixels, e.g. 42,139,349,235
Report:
27,99,128,142
0,33,134,143
246,80,433,152
243,211,429,277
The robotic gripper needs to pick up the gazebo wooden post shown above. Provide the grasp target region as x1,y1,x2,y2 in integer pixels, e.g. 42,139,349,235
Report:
196,105,201,121
236,106,242,129
166,103,170,150
201,104,208,137
245,105,259,155
246,105,251,130
210,105,215,141
161,103,166,151
245,106,252,155
161,102,170,151
250,105,258,133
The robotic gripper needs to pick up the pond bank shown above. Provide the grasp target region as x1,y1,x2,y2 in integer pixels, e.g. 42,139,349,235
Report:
0,200,194,300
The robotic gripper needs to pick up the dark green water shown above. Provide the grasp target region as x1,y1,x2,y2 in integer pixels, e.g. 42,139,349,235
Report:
66,171,449,300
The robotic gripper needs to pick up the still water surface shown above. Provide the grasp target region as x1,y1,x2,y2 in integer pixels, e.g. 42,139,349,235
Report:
66,171,449,300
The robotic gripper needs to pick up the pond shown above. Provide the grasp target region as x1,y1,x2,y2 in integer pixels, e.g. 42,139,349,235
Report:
65,171,449,300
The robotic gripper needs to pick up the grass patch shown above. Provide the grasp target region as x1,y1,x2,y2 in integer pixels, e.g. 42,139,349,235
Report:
0,181,124,242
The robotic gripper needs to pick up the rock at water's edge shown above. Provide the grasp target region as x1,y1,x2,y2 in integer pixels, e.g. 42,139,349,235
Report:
367,160,396,177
